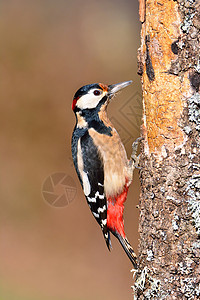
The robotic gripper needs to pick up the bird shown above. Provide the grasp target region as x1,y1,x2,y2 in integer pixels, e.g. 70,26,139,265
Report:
71,80,140,268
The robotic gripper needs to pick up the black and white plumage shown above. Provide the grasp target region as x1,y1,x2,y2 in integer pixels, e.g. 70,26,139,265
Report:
71,81,139,267
79,131,111,249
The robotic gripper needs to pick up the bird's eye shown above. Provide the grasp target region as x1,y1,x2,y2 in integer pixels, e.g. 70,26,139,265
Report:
93,90,101,96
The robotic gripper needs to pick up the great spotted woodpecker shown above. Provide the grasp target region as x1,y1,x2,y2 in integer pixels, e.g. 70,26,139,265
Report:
71,81,140,268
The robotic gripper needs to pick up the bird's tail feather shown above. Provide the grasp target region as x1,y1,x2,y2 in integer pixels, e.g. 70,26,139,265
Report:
115,233,137,268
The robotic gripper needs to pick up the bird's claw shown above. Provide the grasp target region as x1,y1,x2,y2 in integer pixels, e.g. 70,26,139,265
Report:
130,137,143,170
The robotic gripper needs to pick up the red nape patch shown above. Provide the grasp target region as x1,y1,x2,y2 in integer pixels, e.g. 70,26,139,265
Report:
72,97,79,110
107,185,129,238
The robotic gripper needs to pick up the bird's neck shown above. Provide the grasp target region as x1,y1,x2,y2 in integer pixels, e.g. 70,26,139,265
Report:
75,105,113,136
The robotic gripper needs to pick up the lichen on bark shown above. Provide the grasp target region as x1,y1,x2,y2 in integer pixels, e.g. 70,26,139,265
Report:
134,0,200,299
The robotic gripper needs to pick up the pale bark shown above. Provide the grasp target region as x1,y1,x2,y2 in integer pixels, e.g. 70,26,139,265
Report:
133,1,200,299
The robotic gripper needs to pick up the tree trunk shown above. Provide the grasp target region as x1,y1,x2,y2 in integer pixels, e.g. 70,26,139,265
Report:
133,0,200,299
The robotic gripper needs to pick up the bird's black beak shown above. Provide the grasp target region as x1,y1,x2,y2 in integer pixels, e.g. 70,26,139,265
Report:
108,80,132,96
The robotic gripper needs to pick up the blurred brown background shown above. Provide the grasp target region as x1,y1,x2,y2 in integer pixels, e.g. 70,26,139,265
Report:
1,0,142,299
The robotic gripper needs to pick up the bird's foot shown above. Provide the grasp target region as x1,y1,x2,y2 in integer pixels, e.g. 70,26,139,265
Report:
130,137,143,170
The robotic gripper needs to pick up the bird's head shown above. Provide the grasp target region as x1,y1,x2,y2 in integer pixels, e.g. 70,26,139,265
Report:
72,80,132,112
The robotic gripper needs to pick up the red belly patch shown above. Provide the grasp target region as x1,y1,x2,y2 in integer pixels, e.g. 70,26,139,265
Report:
107,184,128,238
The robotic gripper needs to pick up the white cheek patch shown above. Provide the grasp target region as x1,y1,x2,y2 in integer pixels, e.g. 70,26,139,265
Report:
77,139,91,196
76,89,107,110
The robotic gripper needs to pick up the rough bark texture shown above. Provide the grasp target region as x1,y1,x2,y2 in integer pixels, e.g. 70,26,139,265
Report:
134,1,200,299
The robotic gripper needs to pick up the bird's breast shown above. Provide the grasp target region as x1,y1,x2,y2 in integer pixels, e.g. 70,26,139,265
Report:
88,127,131,197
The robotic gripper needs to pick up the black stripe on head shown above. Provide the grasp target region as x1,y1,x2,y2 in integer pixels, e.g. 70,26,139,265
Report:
74,83,102,99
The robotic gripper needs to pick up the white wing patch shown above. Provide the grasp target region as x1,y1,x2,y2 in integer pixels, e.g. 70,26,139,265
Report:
82,171,91,196
101,219,107,226
77,139,91,196
97,205,106,214
92,212,99,218
96,191,105,199
87,191,104,203
104,233,109,239
87,196,96,203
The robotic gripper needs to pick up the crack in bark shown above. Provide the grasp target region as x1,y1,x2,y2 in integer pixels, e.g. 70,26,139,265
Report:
145,35,155,82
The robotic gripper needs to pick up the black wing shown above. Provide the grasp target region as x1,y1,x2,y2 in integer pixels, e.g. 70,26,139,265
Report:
80,131,111,250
